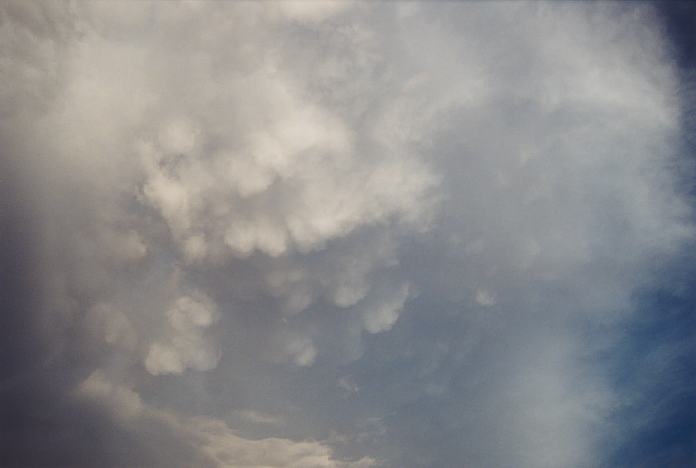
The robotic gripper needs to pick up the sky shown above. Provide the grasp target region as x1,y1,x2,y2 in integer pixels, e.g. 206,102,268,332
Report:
0,1,695,467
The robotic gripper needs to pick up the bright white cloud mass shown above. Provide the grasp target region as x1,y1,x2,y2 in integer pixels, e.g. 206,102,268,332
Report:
1,1,694,467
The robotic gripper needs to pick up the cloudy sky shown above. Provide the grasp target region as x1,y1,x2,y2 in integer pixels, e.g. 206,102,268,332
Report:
1,1,695,467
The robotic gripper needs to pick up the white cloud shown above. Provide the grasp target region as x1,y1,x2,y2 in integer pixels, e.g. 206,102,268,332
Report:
190,416,376,468
3,1,693,467
362,284,411,334
76,370,376,467
284,335,318,368
274,1,352,24
474,289,496,307
77,370,144,421
144,292,220,375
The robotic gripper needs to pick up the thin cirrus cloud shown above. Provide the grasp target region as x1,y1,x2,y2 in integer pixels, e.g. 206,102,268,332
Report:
0,1,694,467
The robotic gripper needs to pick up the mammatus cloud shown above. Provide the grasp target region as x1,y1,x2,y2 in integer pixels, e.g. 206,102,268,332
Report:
1,1,694,467
143,293,220,375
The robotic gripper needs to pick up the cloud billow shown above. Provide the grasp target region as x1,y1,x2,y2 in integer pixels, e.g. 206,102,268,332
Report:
0,1,693,467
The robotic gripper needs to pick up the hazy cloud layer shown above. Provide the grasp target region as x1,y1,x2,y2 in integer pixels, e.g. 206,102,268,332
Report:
1,1,694,467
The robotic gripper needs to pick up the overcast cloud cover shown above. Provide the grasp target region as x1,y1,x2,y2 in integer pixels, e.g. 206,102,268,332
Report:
1,1,695,467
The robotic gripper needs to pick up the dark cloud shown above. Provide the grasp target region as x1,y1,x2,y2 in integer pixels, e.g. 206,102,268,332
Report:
1,2,695,467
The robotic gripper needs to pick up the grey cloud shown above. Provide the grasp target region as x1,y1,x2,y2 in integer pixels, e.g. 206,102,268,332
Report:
76,371,375,467
1,1,693,467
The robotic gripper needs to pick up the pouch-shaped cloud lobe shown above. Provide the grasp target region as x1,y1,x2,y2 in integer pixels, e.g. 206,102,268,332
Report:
1,1,693,467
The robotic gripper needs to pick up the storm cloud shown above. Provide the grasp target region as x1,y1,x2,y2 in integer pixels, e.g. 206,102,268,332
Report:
1,1,694,467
